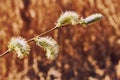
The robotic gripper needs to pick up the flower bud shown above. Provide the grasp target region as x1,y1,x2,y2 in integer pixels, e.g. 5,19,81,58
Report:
80,13,103,26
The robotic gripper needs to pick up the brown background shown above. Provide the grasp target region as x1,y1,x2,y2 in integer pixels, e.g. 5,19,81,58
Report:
0,0,120,80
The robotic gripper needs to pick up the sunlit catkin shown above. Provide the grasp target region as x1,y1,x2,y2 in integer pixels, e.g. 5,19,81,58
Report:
8,37,30,59
34,36,59,60
56,11,79,27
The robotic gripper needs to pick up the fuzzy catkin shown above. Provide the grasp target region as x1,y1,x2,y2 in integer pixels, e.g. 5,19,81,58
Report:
34,36,59,60
8,37,30,58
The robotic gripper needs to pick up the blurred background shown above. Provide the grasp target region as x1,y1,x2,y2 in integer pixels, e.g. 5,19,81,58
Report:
0,0,120,80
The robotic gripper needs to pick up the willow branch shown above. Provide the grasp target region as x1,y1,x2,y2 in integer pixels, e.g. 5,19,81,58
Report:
0,26,59,58
27,26,58,43
0,50,10,58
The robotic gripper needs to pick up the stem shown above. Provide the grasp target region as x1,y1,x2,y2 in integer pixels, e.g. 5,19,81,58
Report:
0,50,10,58
0,26,58,58
27,26,58,42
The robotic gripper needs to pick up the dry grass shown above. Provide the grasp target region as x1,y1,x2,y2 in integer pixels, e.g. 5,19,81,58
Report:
0,0,120,80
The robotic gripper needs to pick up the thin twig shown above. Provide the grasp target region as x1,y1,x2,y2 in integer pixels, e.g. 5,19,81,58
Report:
0,50,10,58
27,26,58,42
